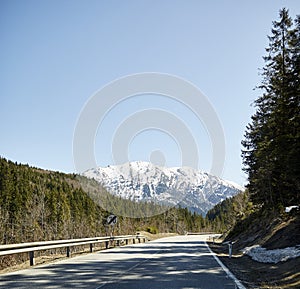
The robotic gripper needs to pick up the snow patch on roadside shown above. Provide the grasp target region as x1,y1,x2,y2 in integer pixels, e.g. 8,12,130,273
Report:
243,245,300,263
285,206,299,213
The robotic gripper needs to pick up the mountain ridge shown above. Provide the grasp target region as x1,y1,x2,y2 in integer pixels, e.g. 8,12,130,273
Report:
83,161,243,215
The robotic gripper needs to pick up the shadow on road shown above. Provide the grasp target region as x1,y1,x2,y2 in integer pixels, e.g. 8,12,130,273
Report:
0,238,237,289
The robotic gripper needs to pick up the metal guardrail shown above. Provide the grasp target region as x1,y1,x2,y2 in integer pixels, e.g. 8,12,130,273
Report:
186,232,218,235
0,234,147,266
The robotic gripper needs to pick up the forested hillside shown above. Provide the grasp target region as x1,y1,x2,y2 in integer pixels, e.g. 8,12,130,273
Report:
0,157,209,245
0,157,105,243
206,191,253,233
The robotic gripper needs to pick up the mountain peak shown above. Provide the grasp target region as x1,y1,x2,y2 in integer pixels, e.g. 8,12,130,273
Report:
83,162,243,215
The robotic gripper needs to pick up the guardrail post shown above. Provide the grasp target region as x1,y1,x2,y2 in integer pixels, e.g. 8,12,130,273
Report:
110,237,114,247
138,237,141,243
228,242,232,258
90,243,93,253
66,246,71,258
29,251,35,266
133,238,135,244
126,239,128,245
105,241,109,249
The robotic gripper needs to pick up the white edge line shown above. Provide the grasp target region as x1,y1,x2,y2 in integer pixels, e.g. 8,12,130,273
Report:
205,241,247,289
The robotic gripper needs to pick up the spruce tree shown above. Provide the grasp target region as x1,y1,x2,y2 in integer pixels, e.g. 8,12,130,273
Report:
242,8,300,208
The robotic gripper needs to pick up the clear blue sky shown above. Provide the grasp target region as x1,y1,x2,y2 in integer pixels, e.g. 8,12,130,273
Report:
1,0,299,186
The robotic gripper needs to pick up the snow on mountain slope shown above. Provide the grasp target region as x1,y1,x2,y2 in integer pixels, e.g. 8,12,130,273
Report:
83,161,243,215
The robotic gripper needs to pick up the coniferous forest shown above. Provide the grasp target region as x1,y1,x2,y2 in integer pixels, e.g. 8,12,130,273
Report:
242,8,300,210
0,157,211,245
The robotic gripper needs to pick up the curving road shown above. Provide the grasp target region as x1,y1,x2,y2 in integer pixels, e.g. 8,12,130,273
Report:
0,235,240,289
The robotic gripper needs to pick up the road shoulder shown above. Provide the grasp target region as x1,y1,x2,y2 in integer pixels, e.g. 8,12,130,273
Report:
205,241,246,289
208,241,300,289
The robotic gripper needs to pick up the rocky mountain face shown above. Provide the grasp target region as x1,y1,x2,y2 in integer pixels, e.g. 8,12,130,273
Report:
83,161,243,215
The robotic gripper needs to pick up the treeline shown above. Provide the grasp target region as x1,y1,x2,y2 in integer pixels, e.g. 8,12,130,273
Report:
206,9,300,237
242,8,300,210
206,191,253,233
0,157,212,245
212,9,300,243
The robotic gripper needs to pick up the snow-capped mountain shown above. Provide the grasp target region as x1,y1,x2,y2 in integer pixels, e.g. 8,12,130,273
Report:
83,161,243,215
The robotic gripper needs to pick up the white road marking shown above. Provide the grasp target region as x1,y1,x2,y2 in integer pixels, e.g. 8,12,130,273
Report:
205,241,247,289
95,247,162,289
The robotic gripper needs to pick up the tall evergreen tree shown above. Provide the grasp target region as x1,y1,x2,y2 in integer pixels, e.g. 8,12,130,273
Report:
242,8,300,208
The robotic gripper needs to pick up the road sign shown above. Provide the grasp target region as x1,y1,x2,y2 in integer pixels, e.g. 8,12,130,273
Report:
107,214,117,226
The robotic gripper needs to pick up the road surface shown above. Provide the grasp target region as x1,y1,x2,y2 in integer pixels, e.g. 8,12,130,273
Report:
0,235,240,289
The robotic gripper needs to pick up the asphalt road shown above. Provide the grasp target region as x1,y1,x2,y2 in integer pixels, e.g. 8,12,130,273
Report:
0,235,239,289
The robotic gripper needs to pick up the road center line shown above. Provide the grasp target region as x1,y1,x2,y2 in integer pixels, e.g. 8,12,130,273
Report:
94,246,163,289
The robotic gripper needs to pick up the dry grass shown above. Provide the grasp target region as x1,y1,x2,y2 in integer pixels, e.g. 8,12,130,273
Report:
209,211,300,288
137,231,177,241
208,241,300,288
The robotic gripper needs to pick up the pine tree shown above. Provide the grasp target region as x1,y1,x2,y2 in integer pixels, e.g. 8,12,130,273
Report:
242,8,300,208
